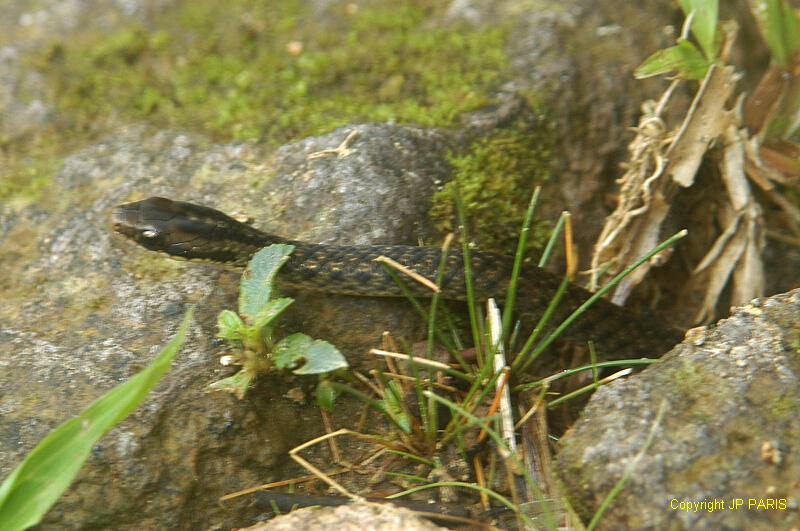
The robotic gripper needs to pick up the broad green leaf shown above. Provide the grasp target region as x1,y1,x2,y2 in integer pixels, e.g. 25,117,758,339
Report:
251,297,294,331
315,380,338,412
239,244,294,322
635,40,711,80
0,309,193,531
679,0,719,59
208,369,256,400
750,0,800,68
273,333,313,371
273,333,348,375
217,309,246,341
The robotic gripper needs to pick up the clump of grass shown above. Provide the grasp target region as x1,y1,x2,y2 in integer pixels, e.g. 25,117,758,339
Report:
257,185,685,528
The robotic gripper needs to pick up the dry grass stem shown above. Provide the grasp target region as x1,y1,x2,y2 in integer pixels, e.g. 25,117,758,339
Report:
374,255,440,293
370,349,452,370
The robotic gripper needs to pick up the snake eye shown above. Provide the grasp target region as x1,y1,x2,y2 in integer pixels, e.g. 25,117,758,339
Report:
142,229,159,239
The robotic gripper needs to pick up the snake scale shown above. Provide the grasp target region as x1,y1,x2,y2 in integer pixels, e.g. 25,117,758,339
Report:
112,197,683,358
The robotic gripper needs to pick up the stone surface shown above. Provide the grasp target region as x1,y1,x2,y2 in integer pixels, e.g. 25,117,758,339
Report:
0,0,162,140
556,289,800,530
253,124,457,358
248,502,446,531
0,122,456,529
1,129,304,530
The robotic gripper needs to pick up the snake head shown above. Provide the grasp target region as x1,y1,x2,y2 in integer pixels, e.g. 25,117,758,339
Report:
112,197,178,253
111,196,264,265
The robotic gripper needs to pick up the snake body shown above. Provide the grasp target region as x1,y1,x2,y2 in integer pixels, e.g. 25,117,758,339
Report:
112,197,682,358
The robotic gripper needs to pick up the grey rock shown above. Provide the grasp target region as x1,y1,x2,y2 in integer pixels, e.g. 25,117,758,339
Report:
0,0,166,140
0,44,52,141
252,124,456,359
0,123,456,529
248,502,445,531
260,124,453,245
556,288,800,530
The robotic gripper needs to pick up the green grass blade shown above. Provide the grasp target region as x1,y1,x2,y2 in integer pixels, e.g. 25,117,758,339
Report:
513,358,658,392
501,186,541,342
453,185,484,366
517,229,687,374
388,480,521,515
420,236,456,447
427,236,454,360
0,309,194,531
422,391,554,530
376,262,459,355
512,275,571,374
439,362,502,446
384,450,436,468
537,211,567,268
751,0,800,69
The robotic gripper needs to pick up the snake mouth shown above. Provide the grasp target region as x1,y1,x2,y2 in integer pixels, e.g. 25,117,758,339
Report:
111,205,140,238
111,204,143,241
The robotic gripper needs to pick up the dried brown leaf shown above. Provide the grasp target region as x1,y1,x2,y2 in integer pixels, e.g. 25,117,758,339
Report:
665,64,739,187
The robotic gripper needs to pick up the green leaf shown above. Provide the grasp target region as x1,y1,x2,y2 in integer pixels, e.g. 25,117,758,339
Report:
382,381,412,434
0,309,193,531
750,0,800,69
635,40,711,80
252,297,294,331
679,0,719,60
239,244,294,322
208,369,256,400
315,380,338,412
217,309,246,341
273,333,349,375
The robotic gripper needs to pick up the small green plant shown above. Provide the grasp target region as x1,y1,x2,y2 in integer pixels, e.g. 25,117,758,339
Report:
635,0,722,80
210,244,348,399
0,310,193,531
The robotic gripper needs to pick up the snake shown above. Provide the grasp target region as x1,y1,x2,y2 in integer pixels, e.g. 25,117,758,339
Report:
112,196,683,359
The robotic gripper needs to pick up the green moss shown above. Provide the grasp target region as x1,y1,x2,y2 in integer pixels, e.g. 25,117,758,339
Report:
0,142,64,207
770,394,796,422
34,0,510,146
672,360,705,396
671,360,734,419
4,0,514,208
430,125,553,254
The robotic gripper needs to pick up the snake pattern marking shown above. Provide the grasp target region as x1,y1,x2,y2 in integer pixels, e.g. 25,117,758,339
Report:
112,197,683,359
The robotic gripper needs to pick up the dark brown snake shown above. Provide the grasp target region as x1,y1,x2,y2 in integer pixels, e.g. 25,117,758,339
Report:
112,197,683,358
